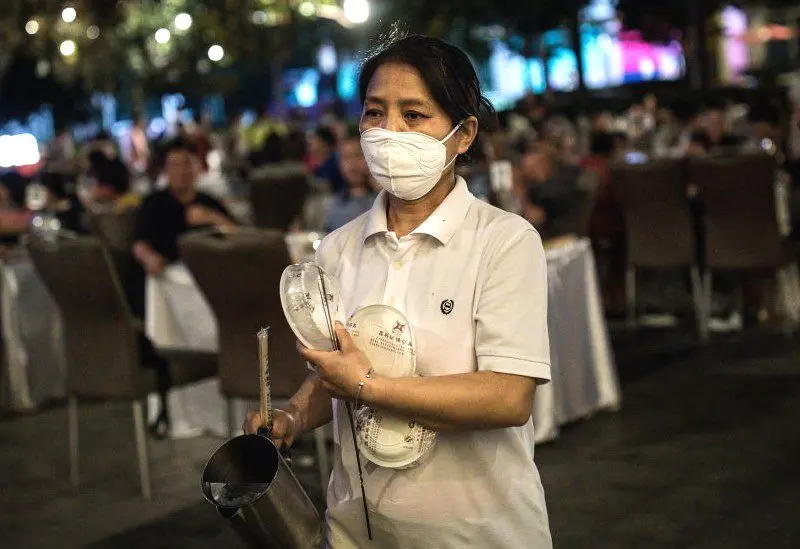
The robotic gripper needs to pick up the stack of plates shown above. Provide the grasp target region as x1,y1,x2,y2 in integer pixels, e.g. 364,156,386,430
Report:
278,263,437,469
347,305,436,469
279,262,345,351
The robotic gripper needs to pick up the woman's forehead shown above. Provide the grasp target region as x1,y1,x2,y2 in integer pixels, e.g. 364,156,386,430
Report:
364,63,433,105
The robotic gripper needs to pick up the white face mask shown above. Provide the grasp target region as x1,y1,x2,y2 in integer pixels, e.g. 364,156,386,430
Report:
360,122,463,201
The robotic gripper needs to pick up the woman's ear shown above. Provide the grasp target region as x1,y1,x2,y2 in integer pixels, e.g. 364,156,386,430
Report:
457,116,479,155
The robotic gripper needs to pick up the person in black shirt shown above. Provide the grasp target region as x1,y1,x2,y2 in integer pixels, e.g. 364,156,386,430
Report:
132,138,235,275
40,171,90,234
702,105,743,153
518,142,580,239
131,138,235,437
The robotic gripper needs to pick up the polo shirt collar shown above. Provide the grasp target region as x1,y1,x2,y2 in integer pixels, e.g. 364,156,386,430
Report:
362,176,474,246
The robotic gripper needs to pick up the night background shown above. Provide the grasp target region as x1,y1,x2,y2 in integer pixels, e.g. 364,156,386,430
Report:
2,1,800,548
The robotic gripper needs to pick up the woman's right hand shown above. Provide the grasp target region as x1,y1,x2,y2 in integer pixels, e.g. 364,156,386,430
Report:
242,408,301,448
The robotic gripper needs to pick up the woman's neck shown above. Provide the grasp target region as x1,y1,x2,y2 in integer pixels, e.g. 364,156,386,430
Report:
170,186,196,204
386,172,457,238
349,184,368,198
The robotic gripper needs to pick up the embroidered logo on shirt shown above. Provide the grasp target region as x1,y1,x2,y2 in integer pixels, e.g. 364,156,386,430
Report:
440,299,454,315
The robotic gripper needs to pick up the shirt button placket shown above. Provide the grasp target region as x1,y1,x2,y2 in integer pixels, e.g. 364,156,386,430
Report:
384,236,408,309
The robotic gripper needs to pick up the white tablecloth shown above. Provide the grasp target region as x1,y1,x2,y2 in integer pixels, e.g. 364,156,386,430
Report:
146,264,218,353
1,254,67,411
145,232,320,353
148,237,622,443
145,263,224,437
533,238,622,443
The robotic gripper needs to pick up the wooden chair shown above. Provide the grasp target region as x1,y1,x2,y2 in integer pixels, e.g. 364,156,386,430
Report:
28,233,216,498
610,159,707,340
689,154,800,330
179,228,331,487
249,167,310,231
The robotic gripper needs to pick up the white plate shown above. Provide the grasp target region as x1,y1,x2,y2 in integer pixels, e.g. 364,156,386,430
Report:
355,407,437,470
347,305,437,469
279,262,345,351
346,305,416,379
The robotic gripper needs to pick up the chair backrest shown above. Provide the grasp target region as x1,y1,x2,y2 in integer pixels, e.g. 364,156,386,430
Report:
86,207,140,292
610,159,695,268
547,169,601,239
179,228,307,400
689,154,781,269
86,207,139,252
249,168,309,231
27,234,142,399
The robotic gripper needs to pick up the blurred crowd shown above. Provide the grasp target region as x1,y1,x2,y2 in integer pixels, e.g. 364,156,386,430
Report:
1,90,799,323
1,89,799,432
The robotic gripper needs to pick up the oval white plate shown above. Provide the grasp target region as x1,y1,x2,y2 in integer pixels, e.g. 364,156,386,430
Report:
346,304,416,379
355,407,437,469
279,262,345,351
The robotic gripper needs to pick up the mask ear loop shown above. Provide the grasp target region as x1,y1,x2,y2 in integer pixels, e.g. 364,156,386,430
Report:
439,119,466,144
440,118,468,171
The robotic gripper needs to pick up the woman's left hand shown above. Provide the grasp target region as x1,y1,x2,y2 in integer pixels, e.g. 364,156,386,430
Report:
298,321,373,401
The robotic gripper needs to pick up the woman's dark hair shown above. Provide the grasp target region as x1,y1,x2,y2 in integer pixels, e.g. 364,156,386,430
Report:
314,126,338,149
152,137,198,173
590,131,616,158
358,34,497,163
690,131,712,151
92,155,131,195
162,136,199,157
40,171,71,199
0,171,29,207
282,131,307,162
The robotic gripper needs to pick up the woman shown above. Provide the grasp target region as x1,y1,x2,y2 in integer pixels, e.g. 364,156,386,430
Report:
323,129,377,232
245,35,552,548
517,139,581,238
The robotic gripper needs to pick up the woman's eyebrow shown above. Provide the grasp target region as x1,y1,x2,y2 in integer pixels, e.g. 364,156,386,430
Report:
364,95,431,109
399,99,430,109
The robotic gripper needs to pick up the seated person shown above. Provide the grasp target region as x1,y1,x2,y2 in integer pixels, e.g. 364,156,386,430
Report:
86,152,141,213
687,131,712,158
41,171,90,234
518,142,580,238
309,126,347,193
701,105,743,153
323,132,377,232
0,172,31,254
131,138,235,437
132,138,235,277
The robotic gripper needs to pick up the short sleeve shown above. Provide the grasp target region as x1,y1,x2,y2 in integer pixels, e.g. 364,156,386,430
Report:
474,227,550,382
314,232,338,275
198,193,233,221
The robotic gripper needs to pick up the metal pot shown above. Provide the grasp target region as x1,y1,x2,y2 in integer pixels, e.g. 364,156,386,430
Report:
201,327,323,548
201,428,323,549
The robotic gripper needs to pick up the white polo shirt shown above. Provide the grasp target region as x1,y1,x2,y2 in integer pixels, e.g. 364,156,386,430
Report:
316,177,552,549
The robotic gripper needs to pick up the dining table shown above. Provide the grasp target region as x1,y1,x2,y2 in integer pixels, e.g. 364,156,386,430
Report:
0,250,67,411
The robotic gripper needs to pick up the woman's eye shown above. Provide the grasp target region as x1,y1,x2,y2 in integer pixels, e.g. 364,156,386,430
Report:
404,111,425,121
364,109,383,118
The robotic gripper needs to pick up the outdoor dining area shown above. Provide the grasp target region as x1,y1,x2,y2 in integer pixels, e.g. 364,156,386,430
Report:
2,134,800,549
0,166,625,501
4,139,800,509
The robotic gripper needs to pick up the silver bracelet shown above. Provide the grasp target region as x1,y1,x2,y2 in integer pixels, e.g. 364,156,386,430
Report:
354,368,373,409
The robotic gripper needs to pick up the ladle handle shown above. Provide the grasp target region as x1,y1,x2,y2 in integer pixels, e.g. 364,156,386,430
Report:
257,327,272,432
